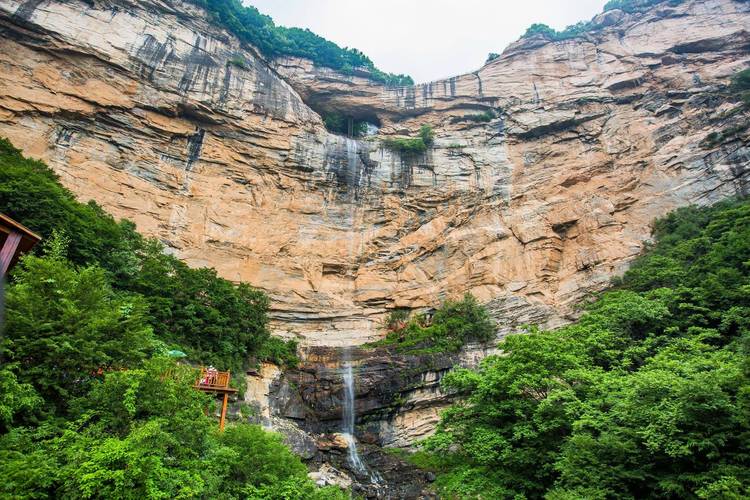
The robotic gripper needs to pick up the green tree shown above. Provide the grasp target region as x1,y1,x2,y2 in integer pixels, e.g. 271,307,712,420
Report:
371,293,496,353
125,241,276,380
419,124,435,146
3,240,154,415
0,369,41,432
0,360,348,499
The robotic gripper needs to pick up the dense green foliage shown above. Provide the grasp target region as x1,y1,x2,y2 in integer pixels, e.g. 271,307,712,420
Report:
418,199,750,498
465,111,495,123
382,124,434,157
0,138,297,384
369,294,496,354
0,360,347,499
0,139,341,497
522,21,598,42
383,136,428,155
187,0,412,86
4,243,155,417
419,124,435,146
228,55,248,69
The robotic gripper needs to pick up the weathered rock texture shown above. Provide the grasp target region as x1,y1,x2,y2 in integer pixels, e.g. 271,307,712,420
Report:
241,346,448,497
1,0,750,346
267,345,498,447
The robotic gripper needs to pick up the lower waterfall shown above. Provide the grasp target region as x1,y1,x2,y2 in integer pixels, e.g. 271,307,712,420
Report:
341,351,382,484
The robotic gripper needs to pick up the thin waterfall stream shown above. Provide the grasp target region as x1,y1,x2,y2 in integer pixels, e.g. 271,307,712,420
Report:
341,349,382,484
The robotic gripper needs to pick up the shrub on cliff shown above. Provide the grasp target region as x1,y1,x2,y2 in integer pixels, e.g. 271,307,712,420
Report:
416,198,750,498
419,124,435,146
383,136,428,155
371,294,496,353
485,52,500,64
383,124,435,157
451,110,496,124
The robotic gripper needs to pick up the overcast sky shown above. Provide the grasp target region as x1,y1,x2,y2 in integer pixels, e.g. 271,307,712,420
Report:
248,0,607,83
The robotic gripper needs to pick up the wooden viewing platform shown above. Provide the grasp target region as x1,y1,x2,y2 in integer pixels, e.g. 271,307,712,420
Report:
194,367,237,431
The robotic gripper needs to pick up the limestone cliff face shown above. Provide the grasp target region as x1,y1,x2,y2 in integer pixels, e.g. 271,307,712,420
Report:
1,0,749,346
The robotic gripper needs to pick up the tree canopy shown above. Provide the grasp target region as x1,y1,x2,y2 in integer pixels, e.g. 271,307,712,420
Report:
0,360,347,499
416,198,750,498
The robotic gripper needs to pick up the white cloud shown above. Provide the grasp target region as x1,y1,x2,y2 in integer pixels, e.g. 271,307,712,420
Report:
247,0,607,83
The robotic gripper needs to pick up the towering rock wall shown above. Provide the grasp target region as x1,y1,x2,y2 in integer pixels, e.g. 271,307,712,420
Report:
1,0,749,346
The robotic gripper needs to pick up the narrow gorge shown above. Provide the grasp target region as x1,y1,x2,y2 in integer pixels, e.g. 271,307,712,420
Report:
1,0,749,496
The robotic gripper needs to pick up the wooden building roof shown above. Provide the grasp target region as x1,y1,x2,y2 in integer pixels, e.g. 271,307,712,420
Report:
1,213,42,276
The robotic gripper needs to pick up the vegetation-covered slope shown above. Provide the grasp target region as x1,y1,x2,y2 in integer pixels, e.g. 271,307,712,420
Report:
414,198,750,498
189,0,413,85
0,138,336,497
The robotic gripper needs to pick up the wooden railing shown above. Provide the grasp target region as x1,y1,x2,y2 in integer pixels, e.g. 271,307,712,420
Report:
195,367,231,390
194,367,236,431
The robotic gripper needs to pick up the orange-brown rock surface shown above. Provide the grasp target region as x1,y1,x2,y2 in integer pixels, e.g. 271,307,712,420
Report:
1,0,749,346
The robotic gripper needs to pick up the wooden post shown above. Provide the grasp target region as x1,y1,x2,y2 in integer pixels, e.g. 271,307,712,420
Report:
219,393,229,431
0,231,22,276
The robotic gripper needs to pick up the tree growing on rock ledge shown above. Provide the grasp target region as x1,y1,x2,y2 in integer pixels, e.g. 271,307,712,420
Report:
382,124,435,157
370,293,496,354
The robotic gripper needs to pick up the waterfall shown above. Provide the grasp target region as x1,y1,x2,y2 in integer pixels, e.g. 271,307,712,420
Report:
344,136,361,191
341,350,382,484
342,361,367,474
